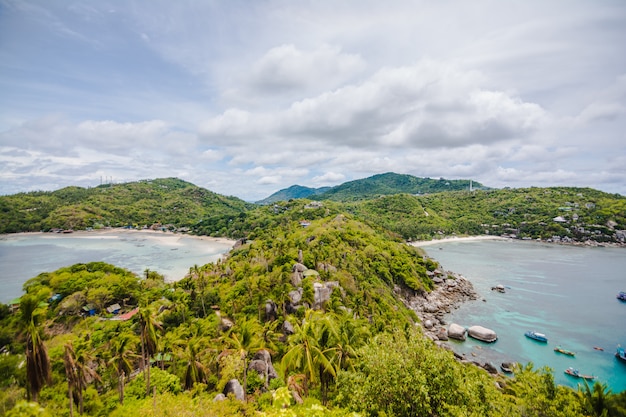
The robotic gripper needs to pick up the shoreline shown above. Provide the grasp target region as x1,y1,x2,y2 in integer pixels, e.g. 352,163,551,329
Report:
409,235,508,247
0,228,237,247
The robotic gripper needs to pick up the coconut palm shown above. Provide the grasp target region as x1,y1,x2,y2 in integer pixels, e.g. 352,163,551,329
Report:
139,306,162,396
223,317,264,400
19,294,51,403
181,338,209,390
64,341,100,415
107,332,139,404
578,380,611,417
281,310,336,399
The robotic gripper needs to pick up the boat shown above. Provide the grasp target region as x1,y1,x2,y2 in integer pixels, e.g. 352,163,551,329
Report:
616,346,626,363
618,291,626,301
564,367,595,380
593,346,604,351
525,331,548,343
554,346,575,357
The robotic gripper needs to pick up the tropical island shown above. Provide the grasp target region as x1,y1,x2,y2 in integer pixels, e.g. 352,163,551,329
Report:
1,174,625,416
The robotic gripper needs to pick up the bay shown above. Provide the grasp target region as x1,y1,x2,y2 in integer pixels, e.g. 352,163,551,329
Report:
422,239,626,392
0,230,235,304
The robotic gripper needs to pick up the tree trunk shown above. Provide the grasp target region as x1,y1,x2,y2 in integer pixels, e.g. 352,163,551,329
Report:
118,371,125,405
68,382,73,417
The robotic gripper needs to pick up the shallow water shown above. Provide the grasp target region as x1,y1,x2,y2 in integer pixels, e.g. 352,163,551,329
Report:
0,230,234,303
423,239,626,392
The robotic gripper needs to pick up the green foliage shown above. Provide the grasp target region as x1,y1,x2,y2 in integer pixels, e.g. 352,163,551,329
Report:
0,178,253,233
125,368,182,399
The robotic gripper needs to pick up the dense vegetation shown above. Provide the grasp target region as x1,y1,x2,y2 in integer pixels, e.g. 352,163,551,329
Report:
259,172,487,204
1,201,626,416
0,178,253,234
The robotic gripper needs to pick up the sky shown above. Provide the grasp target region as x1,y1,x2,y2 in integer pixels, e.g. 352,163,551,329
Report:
1,0,625,202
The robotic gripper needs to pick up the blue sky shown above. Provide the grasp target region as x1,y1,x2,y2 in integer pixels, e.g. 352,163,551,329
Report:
1,0,625,201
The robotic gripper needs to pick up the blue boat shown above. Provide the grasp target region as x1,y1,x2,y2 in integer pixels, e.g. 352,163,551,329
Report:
525,331,548,343
617,345,626,363
617,291,626,301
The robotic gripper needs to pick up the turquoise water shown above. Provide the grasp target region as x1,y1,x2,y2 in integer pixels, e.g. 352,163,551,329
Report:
423,239,626,392
0,231,234,304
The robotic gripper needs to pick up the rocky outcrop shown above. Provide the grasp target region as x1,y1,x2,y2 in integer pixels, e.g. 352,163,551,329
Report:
447,323,467,341
397,271,478,341
248,349,278,389
223,379,244,401
313,281,340,309
265,299,277,321
468,325,497,343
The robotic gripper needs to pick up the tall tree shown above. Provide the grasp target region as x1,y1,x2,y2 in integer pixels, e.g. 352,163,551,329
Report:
139,307,162,396
223,318,263,401
20,294,51,403
107,332,138,405
63,341,100,415
281,310,336,398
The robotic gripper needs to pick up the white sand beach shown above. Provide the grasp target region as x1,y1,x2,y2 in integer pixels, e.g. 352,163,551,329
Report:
409,235,508,247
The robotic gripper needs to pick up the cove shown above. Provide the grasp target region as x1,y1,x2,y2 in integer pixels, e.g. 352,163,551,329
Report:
0,229,235,304
422,239,626,392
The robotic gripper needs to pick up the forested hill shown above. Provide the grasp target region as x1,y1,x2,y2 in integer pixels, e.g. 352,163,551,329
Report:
259,172,488,203
256,184,332,205
0,178,253,233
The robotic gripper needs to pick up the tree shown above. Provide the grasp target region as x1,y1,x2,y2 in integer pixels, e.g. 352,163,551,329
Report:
138,307,162,396
19,295,51,403
281,310,336,399
578,381,611,417
63,341,100,415
107,332,139,405
223,318,263,401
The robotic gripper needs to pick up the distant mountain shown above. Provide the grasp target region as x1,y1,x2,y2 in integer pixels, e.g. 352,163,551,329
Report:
258,173,487,203
0,178,254,233
256,184,332,205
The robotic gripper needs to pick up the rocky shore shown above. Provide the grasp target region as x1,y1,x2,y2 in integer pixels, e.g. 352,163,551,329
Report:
395,269,479,341
395,269,507,375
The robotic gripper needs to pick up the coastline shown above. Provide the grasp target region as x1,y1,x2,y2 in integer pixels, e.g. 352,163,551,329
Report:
409,235,508,247
0,228,237,247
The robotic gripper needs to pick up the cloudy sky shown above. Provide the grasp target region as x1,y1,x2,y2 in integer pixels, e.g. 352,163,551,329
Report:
1,0,625,201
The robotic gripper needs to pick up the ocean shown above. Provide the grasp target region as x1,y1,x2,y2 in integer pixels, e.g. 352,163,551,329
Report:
422,239,626,392
0,230,235,304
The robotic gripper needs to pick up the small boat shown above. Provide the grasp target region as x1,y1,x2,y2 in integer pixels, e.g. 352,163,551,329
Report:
617,291,626,301
564,367,595,380
616,346,626,363
525,331,548,343
593,346,604,351
554,346,575,357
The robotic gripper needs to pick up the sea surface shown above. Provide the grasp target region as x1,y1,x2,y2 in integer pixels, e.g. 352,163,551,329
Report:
0,230,234,304
422,239,626,392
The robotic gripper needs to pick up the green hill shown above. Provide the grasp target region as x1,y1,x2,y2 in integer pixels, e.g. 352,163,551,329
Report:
0,178,253,233
260,172,488,203
255,184,332,205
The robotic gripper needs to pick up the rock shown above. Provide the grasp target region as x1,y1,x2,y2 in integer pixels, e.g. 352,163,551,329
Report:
220,317,234,331
282,320,295,335
437,327,449,341
313,281,340,309
468,325,498,343
223,379,244,401
424,319,433,329
265,299,277,321
288,288,303,305
447,323,467,341
292,263,307,273
248,349,278,385
483,362,499,374
214,393,226,402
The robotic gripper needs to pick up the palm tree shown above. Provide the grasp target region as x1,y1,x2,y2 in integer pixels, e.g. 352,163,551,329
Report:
578,380,611,417
181,338,209,390
20,294,51,402
64,341,100,415
223,318,263,400
281,310,336,400
107,332,139,404
189,264,207,317
139,306,162,396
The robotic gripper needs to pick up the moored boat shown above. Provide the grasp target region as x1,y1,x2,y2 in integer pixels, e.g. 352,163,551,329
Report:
554,346,575,356
564,367,595,380
616,346,626,363
525,331,548,343
618,291,626,301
